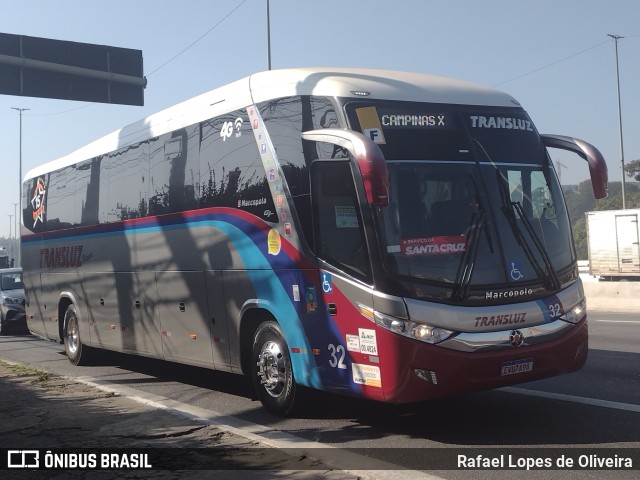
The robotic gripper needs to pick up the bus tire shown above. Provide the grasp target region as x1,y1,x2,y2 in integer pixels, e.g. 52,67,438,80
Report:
63,304,93,366
251,321,297,417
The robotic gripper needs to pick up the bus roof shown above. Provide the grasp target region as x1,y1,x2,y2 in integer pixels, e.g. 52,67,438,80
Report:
24,67,519,181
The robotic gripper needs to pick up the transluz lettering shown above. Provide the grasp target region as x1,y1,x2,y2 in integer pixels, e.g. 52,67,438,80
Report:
474,312,526,328
40,246,84,269
470,115,533,131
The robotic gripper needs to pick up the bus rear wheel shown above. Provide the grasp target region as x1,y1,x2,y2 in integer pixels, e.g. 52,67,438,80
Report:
251,321,298,417
63,304,94,366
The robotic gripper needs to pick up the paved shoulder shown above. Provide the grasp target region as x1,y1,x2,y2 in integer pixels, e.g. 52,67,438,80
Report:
0,360,355,479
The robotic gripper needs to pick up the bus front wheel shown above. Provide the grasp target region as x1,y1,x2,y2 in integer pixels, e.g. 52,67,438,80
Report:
63,304,94,366
251,321,298,417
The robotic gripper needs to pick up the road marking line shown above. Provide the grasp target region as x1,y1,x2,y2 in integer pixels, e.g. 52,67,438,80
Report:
500,387,640,413
71,374,443,480
594,320,640,324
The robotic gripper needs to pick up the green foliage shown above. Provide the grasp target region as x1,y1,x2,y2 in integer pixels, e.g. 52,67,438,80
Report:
572,216,588,260
624,159,640,182
566,180,640,259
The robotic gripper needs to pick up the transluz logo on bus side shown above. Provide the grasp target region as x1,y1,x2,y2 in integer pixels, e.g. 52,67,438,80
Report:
31,177,47,227
39,245,84,269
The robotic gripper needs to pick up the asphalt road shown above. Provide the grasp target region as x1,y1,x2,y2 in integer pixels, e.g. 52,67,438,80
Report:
0,310,638,479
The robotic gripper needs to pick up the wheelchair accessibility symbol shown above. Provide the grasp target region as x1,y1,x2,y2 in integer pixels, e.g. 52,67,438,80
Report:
509,261,524,281
321,273,333,294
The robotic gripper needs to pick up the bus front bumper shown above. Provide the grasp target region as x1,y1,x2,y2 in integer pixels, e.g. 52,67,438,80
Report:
379,317,588,404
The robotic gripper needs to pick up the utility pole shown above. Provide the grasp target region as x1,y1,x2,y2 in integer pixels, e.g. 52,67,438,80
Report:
267,0,272,70
12,203,17,242
608,34,626,209
12,202,18,265
11,107,29,267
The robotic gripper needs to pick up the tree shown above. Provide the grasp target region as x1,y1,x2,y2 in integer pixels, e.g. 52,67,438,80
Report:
564,179,596,224
624,159,640,182
572,217,588,260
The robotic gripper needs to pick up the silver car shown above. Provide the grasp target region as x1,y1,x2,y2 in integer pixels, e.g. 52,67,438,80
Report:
0,268,26,335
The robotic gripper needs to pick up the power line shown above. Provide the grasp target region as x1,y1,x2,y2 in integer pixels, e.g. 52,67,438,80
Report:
28,103,93,117
147,0,248,77
493,39,609,87
494,34,640,87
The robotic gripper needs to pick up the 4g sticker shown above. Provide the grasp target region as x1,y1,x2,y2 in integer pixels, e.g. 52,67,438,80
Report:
220,118,243,141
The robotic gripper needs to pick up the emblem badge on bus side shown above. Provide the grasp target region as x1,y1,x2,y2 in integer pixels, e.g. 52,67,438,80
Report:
509,330,524,348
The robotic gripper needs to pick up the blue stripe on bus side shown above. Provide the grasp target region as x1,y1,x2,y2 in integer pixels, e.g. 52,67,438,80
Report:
23,213,323,390
208,220,322,389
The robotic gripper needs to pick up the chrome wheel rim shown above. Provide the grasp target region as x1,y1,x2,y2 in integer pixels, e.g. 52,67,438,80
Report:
256,340,286,397
67,315,79,356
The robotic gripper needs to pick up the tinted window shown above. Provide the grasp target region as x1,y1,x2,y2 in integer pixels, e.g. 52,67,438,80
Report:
311,161,372,282
345,100,472,161
199,108,275,222
41,159,95,230
149,125,199,216
260,96,340,244
100,142,149,222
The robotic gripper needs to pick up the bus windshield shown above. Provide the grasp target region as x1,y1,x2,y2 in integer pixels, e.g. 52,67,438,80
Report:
345,101,574,301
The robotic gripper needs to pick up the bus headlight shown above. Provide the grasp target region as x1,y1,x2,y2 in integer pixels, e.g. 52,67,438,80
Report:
360,306,455,344
373,310,406,334
410,323,454,343
563,298,587,324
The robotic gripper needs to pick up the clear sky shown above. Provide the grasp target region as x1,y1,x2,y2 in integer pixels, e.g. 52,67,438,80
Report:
1,0,639,239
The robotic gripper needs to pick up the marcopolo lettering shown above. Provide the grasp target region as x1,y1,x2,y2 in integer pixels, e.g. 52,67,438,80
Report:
40,245,84,269
238,197,267,208
469,115,533,132
485,288,534,300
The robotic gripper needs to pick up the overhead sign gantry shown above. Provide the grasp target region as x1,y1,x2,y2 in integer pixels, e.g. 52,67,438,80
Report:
0,32,145,106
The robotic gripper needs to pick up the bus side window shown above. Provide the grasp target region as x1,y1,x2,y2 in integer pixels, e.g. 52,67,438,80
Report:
311,161,372,282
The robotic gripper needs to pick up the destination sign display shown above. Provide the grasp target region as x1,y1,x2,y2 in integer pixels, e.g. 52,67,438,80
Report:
381,113,448,128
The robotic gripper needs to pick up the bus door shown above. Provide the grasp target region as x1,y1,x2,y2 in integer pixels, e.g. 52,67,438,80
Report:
303,130,388,397
309,158,376,392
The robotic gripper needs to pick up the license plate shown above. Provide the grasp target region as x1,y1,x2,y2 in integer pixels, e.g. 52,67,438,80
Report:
500,358,533,376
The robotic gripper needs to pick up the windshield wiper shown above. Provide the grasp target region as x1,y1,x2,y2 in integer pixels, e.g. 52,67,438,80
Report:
451,209,486,302
496,170,560,291
473,138,560,291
